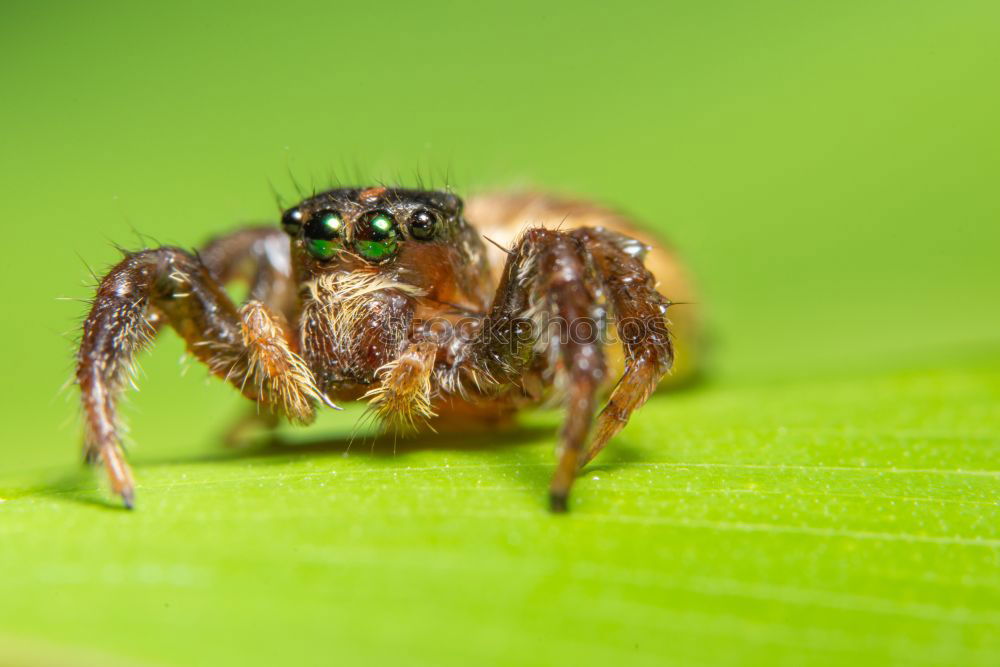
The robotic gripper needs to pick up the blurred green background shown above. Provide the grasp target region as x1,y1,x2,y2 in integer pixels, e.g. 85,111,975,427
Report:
1,1,998,665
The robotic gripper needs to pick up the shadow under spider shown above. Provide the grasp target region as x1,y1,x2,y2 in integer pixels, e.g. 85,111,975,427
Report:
201,372,710,468
207,423,557,463
24,375,702,511
162,418,649,466
12,414,653,514
10,467,127,511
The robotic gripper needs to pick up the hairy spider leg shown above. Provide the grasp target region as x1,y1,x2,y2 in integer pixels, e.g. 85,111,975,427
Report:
76,247,324,507
199,226,298,318
576,228,675,466
448,228,608,511
199,226,315,444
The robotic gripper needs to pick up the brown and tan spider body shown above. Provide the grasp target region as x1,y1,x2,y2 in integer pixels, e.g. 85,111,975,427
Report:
76,188,699,511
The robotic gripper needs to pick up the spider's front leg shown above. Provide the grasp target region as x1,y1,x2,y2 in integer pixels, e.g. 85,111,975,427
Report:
76,246,325,507
450,228,608,511
448,227,674,511
574,228,674,466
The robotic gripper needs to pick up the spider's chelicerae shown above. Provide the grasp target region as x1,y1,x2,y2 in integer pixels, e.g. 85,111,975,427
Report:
76,188,699,511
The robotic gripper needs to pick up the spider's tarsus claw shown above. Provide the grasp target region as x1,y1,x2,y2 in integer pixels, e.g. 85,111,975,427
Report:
549,490,569,513
120,489,135,510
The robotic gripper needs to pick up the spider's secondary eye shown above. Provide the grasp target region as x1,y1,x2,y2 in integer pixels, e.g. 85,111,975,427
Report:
353,210,400,262
303,210,345,260
281,207,304,235
409,209,440,241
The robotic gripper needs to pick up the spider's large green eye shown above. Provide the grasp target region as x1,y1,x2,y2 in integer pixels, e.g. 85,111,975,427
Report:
303,210,345,260
353,210,400,262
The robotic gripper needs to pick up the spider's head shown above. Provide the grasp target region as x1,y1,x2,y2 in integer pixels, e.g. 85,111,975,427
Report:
281,187,465,265
281,187,491,306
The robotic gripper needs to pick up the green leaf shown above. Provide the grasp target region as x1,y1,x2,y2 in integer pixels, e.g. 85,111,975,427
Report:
2,0,999,665
2,362,998,666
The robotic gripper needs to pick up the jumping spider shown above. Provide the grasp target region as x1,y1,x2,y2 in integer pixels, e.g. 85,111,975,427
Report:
76,188,699,511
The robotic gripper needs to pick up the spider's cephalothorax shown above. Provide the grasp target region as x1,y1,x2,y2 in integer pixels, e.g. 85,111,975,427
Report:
75,186,700,511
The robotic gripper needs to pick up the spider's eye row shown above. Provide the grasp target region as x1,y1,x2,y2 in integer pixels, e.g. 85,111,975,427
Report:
354,210,400,262
303,209,345,260
281,207,304,235
409,209,440,241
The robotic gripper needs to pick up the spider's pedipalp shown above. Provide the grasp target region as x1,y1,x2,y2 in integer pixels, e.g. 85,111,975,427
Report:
362,341,439,432
239,300,330,423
